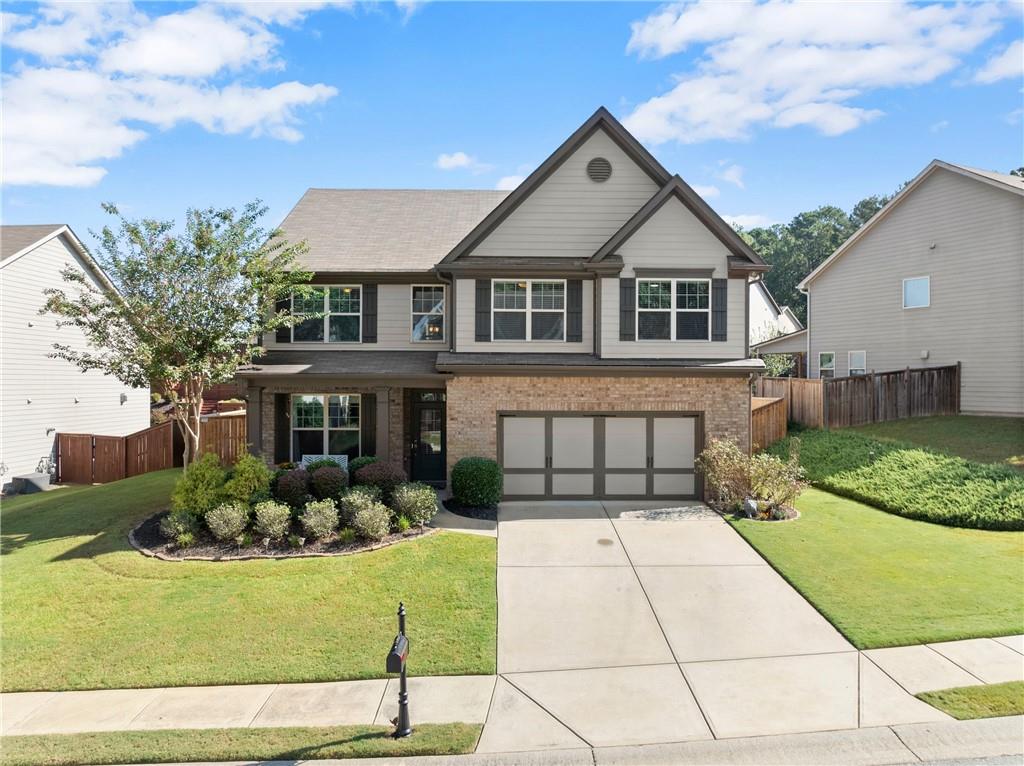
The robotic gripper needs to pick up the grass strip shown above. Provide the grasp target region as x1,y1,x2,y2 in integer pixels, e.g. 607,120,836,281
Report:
917,681,1024,720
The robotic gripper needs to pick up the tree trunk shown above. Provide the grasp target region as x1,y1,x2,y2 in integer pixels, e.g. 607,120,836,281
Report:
169,377,205,468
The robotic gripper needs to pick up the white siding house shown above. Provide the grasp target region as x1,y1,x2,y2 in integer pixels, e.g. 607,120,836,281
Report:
1,225,150,489
799,161,1024,416
749,281,802,345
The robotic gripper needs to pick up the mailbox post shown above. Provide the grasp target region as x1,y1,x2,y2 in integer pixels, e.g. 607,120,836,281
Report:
386,602,411,738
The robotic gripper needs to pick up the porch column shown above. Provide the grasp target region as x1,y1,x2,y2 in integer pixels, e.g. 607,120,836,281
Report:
374,386,390,463
245,385,262,457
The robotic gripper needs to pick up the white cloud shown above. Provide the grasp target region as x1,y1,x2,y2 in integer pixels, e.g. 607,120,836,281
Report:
222,1,354,26
930,119,950,133
495,175,525,191
624,1,1004,144
395,0,425,21
724,213,776,229
1,3,339,187
974,39,1023,83
691,184,719,198
717,163,745,188
435,151,492,173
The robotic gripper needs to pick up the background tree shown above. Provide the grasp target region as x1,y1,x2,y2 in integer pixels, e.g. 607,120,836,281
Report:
42,202,313,466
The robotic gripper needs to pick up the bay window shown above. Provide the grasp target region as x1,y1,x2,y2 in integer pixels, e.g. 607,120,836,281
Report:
411,285,445,342
292,286,361,343
492,279,565,341
291,394,361,462
637,278,711,341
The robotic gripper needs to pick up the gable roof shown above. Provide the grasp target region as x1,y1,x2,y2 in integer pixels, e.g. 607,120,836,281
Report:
751,327,807,352
591,175,766,266
439,106,672,265
1,224,66,261
799,159,1024,289
279,189,508,273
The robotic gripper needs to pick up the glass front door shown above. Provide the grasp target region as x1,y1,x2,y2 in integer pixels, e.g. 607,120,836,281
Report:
410,391,445,483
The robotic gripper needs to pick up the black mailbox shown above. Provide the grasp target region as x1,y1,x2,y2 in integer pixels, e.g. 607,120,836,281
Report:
387,633,409,674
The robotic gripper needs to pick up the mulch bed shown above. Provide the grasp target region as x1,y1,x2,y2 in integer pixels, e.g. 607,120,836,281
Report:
131,511,433,561
441,498,498,522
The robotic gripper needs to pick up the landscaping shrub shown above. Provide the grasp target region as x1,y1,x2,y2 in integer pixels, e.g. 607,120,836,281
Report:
769,429,1024,531
205,502,249,542
305,457,345,473
451,457,502,507
338,527,357,544
253,500,292,540
697,438,805,518
223,454,272,505
696,439,750,511
171,453,227,516
337,485,382,527
352,502,391,542
311,466,349,500
354,461,407,502
347,456,378,480
159,509,199,543
396,515,411,533
391,482,438,526
301,498,339,540
273,468,311,508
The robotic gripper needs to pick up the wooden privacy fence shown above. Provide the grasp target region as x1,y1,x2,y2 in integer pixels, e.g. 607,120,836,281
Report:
754,364,960,430
58,421,173,484
198,413,247,465
751,396,787,450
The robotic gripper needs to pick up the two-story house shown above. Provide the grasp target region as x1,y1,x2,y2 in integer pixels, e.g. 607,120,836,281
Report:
237,108,768,500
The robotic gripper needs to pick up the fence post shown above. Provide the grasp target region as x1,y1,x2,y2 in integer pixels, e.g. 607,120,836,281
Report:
822,379,829,430
954,361,961,414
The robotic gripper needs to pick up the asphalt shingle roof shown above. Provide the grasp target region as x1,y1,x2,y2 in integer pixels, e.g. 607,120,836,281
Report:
1,224,65,261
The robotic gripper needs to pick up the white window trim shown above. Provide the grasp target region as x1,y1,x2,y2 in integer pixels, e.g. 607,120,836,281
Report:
289,393,362,462
291,285,362,343
819,351,836,379
410,284,446,343
848,350,867,376
490,278,566,342
636,278,712,342
902,276,930,310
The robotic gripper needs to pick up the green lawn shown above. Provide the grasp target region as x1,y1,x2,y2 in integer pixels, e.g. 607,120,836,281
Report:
0,470,496,692
917,681,1024,720
852,415,1024,468
0,724,481,766
730,488,1024,648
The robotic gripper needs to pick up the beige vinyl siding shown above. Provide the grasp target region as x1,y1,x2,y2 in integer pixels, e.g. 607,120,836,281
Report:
454,278,594,353
599,197,747,360
471,129,659,259
753,330,807,354
1,235,150,482
264,282,448,351
807,168,1024,415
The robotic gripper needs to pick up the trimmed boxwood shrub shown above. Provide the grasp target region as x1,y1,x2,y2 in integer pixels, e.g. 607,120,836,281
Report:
768,429,1024,531
300,498,339,540
451,457,503,508
171,452,227,516
305,457,345,473
223,454,272,506
391,482,438,526
354,461,407,502
205,502,249,542
311,466,348,500
337,485,382,527
352,502,391,542
347,456,378,481
253,500,292,540
273,468,311,508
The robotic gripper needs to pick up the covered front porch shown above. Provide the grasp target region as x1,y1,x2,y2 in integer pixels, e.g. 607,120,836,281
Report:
238,351,448,484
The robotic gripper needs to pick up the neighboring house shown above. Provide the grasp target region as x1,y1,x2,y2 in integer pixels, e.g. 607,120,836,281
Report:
749,280,802,345
798,160,1024,416
0,225,150,489
236,108,768,500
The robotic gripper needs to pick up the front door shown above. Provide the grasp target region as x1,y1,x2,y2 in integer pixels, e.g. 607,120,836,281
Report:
410,390,446,483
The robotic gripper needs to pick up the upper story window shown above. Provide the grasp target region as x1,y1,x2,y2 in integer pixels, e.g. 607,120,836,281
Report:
492,279,565,341
637,279,710,341
292,286,361,343
903,276,929,309
411,285,445,342
819,352,835,379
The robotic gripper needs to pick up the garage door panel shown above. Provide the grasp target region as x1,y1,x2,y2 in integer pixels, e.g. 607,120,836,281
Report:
552,473,594,496
653,473,695,496
503,417,546,469
605,473,647,496
552,417,594,469
653,417,695,469
504,473,546,496
605,418,646,469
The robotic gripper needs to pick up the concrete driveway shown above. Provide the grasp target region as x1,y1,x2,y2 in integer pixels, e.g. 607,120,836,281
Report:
478,500,950,753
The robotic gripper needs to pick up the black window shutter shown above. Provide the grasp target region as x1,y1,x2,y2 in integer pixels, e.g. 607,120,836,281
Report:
274,393,290,463
619,278,636,341
711,278,728,342
275,298,291,343
566,280,583,342
362,285,377,343
475,280,491,342
361,393,377,457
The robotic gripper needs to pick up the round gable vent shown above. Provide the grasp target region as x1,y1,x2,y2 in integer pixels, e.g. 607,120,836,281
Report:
586,157,612,183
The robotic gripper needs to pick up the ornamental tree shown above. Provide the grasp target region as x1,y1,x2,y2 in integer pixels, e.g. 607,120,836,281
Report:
42,202,313,466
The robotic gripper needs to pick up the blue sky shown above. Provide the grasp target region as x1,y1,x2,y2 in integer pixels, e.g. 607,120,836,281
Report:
3,1,1022,243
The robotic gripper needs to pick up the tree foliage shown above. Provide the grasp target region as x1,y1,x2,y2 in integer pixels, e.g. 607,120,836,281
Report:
41,201,313,465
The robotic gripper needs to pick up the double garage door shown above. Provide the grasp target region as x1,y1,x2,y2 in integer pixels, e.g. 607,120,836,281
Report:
499,412,701,500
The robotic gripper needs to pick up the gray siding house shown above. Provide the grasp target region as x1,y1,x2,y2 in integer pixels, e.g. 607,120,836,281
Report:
237,108,768,500
799,161,1024,416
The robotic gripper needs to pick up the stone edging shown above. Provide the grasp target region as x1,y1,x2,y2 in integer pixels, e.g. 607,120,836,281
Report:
128,516,437,563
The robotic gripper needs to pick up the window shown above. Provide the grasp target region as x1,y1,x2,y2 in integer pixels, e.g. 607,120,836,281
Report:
637,279,711,341
819,352,835,379
411,285,445,342
292,286,361,343
291,394,360,462
903,276,929,309
849,350,867,376
492,280,565,341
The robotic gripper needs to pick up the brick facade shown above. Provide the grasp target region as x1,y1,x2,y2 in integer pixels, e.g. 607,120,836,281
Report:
445,374,751,480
